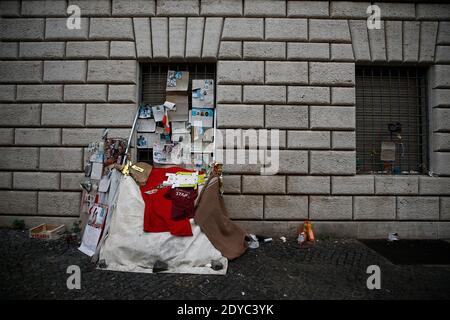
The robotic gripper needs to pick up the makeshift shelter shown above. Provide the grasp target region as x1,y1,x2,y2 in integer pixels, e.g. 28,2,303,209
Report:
84,164,249,275
94,172,229,275
77,69,249,274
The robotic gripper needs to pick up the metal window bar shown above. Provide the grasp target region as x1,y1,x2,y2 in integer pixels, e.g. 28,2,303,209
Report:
138,63,216,164
355,66,428,174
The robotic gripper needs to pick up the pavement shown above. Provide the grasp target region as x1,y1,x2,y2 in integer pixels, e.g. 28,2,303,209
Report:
1,229,450,300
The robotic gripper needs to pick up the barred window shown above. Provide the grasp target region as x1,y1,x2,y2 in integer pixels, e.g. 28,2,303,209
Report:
355,66,428,174
138,63,216,164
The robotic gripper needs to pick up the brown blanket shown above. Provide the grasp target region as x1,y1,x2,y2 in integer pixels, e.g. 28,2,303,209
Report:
194,173,248,260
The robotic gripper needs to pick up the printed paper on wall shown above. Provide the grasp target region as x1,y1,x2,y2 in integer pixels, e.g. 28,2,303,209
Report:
192,79,214,109
166,70,189,92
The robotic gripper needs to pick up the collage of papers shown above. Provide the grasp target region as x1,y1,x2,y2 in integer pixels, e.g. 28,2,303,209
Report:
136,71,215,170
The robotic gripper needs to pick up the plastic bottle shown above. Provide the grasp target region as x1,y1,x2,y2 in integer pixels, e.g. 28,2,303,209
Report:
297,223,305,245
304,220,315,242
297,232,306,245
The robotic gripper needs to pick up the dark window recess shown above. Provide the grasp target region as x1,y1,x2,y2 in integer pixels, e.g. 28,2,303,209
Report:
355,66,428,174
137,63,216,164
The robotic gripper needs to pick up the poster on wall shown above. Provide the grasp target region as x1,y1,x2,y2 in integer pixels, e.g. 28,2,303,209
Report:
137,133,161,149
192,79,214,109
166,71,189,92
191,108,214,128
79,203,108,257
138,105,153,119
153,142,184,164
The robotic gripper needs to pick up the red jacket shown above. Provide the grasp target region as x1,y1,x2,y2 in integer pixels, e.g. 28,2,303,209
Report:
141,167,194,237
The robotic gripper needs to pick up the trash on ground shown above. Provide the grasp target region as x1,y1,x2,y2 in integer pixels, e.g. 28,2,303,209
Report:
280,236,287,243
297,231,306,245
297,220,315,247
388,232,400,242
29,224,66,240
247,234,260,249
255,235,273,243
305,220,315,242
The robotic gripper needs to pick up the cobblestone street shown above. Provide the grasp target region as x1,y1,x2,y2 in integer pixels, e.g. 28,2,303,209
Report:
1,229,449,300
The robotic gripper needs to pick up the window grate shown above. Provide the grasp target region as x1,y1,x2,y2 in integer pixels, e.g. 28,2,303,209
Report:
138,63,216,164
355,66,428,174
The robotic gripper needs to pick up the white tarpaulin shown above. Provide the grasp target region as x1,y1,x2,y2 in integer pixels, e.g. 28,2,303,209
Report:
98,175,228,275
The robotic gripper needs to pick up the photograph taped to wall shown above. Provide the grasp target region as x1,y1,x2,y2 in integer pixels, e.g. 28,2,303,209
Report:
153,142,183,164
192,79,214,109
87,203,108,228
137,133,161,149
138,104,153,119
166,70,189,92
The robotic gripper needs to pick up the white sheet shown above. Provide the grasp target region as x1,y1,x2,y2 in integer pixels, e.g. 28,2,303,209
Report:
99,175,228,275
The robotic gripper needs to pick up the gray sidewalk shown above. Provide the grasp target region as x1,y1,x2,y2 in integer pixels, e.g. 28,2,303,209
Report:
1,229,449,300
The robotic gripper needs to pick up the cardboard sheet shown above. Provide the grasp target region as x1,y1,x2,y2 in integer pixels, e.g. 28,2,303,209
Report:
137,119,156,132
167,93,189,122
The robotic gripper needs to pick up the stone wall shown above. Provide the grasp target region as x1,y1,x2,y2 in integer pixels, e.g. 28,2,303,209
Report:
1,0,450,238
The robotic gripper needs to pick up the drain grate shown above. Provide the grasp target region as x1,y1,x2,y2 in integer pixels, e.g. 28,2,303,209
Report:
360,240,450,265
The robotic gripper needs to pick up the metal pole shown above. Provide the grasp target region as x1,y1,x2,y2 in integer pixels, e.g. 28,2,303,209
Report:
122,107,140,166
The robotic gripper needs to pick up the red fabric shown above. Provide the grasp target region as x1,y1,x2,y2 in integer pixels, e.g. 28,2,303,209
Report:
141,167,194,237
164,188,198,220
